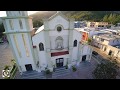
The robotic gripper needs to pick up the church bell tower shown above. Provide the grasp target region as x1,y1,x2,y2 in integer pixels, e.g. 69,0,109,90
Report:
2,11,36,73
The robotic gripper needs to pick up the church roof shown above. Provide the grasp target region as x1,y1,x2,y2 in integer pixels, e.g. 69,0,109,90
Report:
35,25,44,34
43,11,70,21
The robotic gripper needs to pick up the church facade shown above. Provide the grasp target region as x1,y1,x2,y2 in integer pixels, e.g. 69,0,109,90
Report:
2,11,93,74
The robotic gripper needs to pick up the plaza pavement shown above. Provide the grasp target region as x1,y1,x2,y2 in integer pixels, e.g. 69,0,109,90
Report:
0,42,99,79
15,57,98,79
2,42,119,79
0,42,13,79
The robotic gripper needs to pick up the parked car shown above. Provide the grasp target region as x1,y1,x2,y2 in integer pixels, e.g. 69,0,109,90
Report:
92,51,98,56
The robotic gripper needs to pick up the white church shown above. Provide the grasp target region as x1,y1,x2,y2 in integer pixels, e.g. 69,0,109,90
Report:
2,11,93,74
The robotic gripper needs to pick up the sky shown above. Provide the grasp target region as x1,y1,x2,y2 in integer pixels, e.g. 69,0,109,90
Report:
0,11,39,17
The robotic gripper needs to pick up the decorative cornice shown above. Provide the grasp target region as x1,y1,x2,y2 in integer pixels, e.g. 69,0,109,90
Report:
3,31,31,34
2,16,32,20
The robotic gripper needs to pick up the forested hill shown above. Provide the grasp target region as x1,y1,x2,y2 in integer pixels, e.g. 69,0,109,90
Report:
30,11,120,27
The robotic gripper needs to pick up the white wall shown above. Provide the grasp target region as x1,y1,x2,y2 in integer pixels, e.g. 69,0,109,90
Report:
6,19,29,32
32,31,48,68
48,15,69,30
82,45,91,55
72,30,82,61
49,30,69,50
104,45,120,59
10,33,36,72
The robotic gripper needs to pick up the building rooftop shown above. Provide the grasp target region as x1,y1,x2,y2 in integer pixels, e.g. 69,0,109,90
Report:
96,33,120,41
35,25,44,34
112,45,120,49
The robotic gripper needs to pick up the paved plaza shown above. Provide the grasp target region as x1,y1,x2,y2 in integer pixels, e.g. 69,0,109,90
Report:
14,57,98,79
0,43,99,79
3,42,119,79
0,42,13,79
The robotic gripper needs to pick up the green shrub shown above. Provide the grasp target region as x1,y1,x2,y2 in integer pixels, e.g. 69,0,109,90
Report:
4,65,10,70
65,65,68,69
46,69,51,74
72,66,77,72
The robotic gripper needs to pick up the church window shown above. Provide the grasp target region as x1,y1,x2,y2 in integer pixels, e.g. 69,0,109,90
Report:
22,34,29,57
57,26,62,32
55,36,63,50
73,40,77,47
13,35,21,58
39,43,44,51
19,19,23,29
9,19,14,30
19,11,21,14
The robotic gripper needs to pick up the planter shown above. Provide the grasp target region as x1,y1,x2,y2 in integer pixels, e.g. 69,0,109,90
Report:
46,73,52,78
45,69,52,78
72,66,77,72
65,65,68,69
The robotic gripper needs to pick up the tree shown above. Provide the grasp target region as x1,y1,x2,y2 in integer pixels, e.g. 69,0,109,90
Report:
87,38,92,45
33,20,43,28
93,61,119,79
0,23,5,38
103,15,109,22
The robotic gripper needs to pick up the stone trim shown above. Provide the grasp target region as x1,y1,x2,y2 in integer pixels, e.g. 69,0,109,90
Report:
3,31,31,34
2,16,32,19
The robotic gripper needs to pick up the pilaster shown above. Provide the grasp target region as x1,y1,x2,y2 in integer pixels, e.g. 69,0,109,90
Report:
68,18,74,64
43,19,52,70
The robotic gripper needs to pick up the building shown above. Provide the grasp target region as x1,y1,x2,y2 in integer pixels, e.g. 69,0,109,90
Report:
74,21,87,28
87,21,108,29
2,11,93,74
92,33,120,61
75,27,109,39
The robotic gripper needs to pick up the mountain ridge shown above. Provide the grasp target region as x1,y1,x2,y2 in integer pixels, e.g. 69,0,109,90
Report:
29,11,120,22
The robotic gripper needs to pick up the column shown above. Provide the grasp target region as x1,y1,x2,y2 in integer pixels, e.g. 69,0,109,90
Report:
43,19,53,71
68,18,74,65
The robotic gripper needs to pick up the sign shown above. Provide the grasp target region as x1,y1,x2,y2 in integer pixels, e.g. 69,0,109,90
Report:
2,70,10,78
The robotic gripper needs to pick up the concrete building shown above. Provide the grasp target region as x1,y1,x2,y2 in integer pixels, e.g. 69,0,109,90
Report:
75,27,110,38
92,33,120,61
74,21,87,28
87,21,108,29
2,11,93,74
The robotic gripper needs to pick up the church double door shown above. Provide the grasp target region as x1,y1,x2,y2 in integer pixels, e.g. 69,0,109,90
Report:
56,58,64,68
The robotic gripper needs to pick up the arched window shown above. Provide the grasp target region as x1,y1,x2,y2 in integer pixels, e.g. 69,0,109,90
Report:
73,40,77,47
39,43,44,51
19,19,23,29
55,36,63,50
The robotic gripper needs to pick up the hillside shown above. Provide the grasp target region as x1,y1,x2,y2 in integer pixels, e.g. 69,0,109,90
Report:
30,11,120,27
29,11,120,21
